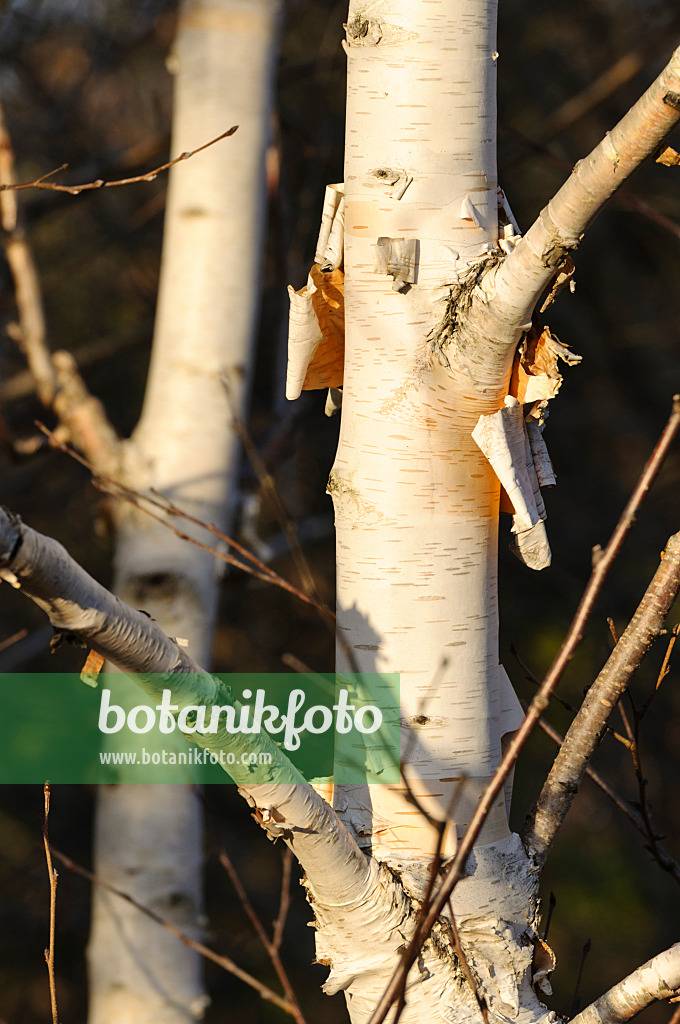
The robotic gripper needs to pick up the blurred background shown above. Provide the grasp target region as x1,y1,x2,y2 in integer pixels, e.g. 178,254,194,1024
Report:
0,0,678,1021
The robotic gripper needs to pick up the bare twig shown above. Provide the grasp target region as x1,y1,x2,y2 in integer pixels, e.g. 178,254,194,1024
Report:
639,623,679,721
532,711,680,885
218,846,307,1024
523,527,680,867
1,99,121,473
571,939,593,1017
447,903,489,1024
41,784,59,1024
367,395,680,1024
668,1004,680,1024
511,642,633,750
272,849,294,955
0,628,27,653
570,943,680,1024
543,892,557,941
37,422,335,620
49,845,299,1017
222,379,333,634
0,128,238,195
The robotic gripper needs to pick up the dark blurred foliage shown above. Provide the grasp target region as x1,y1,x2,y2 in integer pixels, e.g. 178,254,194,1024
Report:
0,0,679,1021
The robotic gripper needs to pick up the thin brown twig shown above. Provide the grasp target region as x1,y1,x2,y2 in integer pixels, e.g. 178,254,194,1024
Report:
367,394,680,1024
272,849,294,954
668,1003,680,1024
217,846,307,1024
607,618,640,747
41,784,59,1024
511,642,634,749
0,128,238,195
626,682,673,880
523,532,680,867
390,776,467,1024
36,421,335,620
0,98,56,407
447,901,489,1024
639,623,679,721
0,628,27,653
48,845,298,1017
570,939,592,1017
222,378,333,634
533,711,680,884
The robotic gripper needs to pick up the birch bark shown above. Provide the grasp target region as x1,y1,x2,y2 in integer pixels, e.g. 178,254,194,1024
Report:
86,2,282,1022
333,0,521,863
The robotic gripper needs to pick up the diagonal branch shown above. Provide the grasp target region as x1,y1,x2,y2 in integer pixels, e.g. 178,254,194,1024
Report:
0,506,377,915
570,943,680,1024
490,45,680,332
523,532,680,866
533,712,680,886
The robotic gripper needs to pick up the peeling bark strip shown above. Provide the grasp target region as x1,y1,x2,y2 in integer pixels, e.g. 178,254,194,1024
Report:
571,943,680,1024
523,532,680,867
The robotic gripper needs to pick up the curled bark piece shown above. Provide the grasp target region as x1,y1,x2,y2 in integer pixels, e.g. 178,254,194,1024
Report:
460,194,483,227
286,266,345,400
374,237,417,291
510,323,581,408
315,183,345,271
472,397,552,571
286,274,324,400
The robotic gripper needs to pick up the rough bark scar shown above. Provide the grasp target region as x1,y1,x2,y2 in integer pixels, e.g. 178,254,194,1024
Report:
662,91,680,112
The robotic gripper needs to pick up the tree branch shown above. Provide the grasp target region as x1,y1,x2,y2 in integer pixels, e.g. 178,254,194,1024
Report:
570,944,680,1024
0,127,238,195
532,712,680,886
523,532,680,866
492,45,680,330
0,507,393,920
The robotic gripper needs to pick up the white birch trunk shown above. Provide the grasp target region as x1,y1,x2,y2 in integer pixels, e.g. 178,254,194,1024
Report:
318,3,545,1021
86,2,281,1021
333,0,521,864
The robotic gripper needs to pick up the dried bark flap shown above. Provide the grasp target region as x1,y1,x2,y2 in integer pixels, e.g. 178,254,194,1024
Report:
499,322,580,514
509,321,581,407
286,266,345,401
374,237,417,291
472,398,552,572
286,183,346,400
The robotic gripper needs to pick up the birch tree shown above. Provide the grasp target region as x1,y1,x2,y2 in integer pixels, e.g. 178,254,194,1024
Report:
1,0,281,1020
88,4,282,1021
0,3,679,1024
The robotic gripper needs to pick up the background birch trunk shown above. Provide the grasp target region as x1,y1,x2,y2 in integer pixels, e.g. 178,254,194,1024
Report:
86,2,282,1021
